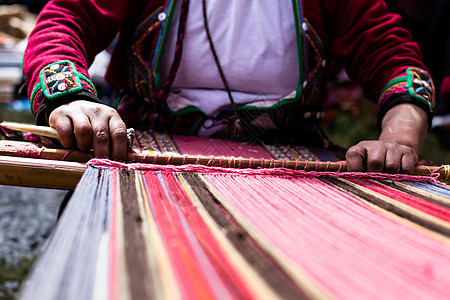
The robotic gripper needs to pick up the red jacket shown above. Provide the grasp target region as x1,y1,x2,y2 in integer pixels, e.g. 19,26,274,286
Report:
23,0,435,135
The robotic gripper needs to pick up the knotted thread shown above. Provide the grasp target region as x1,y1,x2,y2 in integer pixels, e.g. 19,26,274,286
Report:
431,165,450,182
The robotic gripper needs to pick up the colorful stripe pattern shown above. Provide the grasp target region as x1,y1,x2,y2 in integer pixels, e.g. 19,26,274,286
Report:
30,61,97,116
20,134,450,299
378,67,435,112
132,130,334,161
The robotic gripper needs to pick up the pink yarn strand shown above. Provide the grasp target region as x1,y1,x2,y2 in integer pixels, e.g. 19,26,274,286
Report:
229,156,235,168
207,156,214,167
60,149,75,161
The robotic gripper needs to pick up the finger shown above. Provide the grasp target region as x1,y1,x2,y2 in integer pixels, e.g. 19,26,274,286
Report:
400,151,417,174
345,145,366,172
90,118,111,158
383,147,401,174
49,110,76,149
365,147,386,173
109,115,128,161
71,114,93,152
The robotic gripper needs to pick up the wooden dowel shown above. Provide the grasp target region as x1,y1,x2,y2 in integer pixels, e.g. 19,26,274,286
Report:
1,140,449,182
0,155,86,190
0,122,136,150
127,152,450,181
1,121,59,139
0,140,92,162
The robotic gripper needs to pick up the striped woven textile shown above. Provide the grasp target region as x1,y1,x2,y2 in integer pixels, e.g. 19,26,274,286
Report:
20,133,450,299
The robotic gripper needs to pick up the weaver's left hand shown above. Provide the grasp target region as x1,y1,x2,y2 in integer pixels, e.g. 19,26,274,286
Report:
345,103,428,174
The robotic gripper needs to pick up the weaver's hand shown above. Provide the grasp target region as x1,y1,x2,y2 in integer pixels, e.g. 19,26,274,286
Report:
49,100,128,161
346,103,428,174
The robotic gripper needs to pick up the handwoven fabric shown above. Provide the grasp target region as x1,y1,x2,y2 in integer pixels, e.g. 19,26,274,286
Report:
20,134,450,300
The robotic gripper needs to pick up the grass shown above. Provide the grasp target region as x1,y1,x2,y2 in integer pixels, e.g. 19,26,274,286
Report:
0,258,36,300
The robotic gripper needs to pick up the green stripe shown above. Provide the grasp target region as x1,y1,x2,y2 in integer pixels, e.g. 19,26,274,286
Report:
291,0,304,102
153,0,178,90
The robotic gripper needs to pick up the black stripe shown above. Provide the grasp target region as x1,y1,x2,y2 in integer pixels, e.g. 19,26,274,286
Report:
323,177,450,238
181,172,310,299
379,180,450,209
119,169,154,299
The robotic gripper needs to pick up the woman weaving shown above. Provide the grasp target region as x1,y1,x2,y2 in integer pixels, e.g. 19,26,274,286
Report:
22,0,434,174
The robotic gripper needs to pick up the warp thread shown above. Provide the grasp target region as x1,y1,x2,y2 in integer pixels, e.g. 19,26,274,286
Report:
88,158,445,185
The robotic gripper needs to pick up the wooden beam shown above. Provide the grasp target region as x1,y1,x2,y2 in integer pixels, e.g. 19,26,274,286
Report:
0,155,86,190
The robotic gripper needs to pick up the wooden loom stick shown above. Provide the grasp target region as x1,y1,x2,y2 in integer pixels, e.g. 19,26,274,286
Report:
126,153,450,181
0,121,59,139
0,140,92,162
0,121,135,149
1,140,448,180
2,123,448,180
0,155,85,190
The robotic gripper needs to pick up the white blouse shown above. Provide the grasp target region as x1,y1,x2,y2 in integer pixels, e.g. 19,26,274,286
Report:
160,0,299,135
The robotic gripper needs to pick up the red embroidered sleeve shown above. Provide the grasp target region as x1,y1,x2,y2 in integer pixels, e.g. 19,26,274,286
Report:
23,0,140,124
325,0,434,126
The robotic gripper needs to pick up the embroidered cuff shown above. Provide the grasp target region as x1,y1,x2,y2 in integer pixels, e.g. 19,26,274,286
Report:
377,67,435,131
40,60,85,98
30,61,99,125
33,90,101,126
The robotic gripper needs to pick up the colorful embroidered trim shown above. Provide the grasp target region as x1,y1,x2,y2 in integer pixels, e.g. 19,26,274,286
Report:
30,61,96,115
129,5,163,100
407,67,434,107
378,67,435,111
39,60,82,99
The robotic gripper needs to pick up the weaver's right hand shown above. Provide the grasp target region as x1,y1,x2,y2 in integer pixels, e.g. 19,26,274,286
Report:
48,100,128,161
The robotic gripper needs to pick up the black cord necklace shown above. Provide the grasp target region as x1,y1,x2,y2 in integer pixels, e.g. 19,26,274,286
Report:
201,0,240,122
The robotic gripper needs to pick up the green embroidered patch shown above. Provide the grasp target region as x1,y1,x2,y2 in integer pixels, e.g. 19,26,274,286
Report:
39,60,82,99
406,67,434,109
378,68,435,112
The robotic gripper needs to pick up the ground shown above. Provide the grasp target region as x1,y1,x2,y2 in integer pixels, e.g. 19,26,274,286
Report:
0,185,66,299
